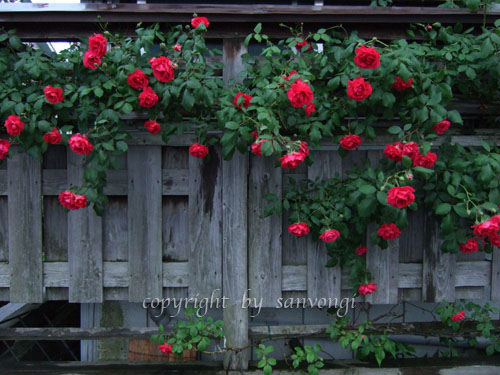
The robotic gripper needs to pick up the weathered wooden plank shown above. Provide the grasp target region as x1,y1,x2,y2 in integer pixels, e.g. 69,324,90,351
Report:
163,197,189,262
222,150,249,370
128,146,162,302
399,209,425,263
492,247,500,301
307,151,342,301
422,212,456,302
43,198,68,262
67,151,103,303
80,303,99,362
249,155,282,307
0,197,8,262
188,146,222,298
282,265,307,291
8,148,43,303
103,197,128,262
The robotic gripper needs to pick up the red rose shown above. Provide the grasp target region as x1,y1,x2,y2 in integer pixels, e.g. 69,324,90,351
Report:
173,44,182,52
251,140,268,156
426,25,433,31
488,233,500,247
319,229,340,243
232,93,253,109
189,142,209,159
402,142,420,161
296,39,312,51
304,102,315,116
288,222,310,237
139,87,159,108
251,130,259,138
287,79,314,108
353,46,380,69
298,141,309,157
451,310,465,322
144,120,161,134
459,238,479,253
4,115,24,136
149,56,175,83
347,77,372,102
127,69,149,90
433,119,451,135
355,246,367,255
59,191,76,210
74,195,88,209
278,151,306,169
384,142,403,162
159,344,172,354
392,76,413,91
0,139,11,160
339,134,362,150
43,85,64,104
413,151,437,168
377,223,401,240
472,217,500,237
282,70,298,82
88,33,107,58
43,128,62,144
387,186,415,208
83,51,101,70
358,282,377,295
191,17,209,29
69,133,93,155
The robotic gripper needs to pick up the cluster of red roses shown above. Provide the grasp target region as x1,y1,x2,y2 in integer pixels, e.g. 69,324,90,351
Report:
384,141,438,168
83,33,107,70
58,190,88,210
358,282,377,295
464,214,500,253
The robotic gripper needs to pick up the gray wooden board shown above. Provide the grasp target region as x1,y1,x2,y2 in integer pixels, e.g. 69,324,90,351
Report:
399,209,425,263
67,151,103,303
188,146,222,298
8,148,43,303
163,196,189,262
307,151,342,301
127,146,162,302
103,197,128,262
491,247,500,301
0,198,8,262
248,155,282,307
43,198,68,262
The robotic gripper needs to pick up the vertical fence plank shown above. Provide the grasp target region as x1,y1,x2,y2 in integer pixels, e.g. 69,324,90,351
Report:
249,156,282,307
491,247,500,301
307,151,341,301
128,146,162,302
8,149,43,303
422,211,456,302
188,148,223,298
67,151,103,303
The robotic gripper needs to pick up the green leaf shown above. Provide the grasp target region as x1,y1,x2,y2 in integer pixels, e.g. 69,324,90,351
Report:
359,185,376,195
413,166,434,178
116,141,128,153
263,364,272,375
181,89,195,111
94,87,104,98
254,23,262,34
435,203,451,216
402,155,412,168
122,103,133,114
388,126,402,135
357,198,376,218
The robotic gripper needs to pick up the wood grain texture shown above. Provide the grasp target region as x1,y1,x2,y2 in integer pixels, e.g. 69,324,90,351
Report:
492,247,500,301
399,209,425,263
188,147,222,298
103,197,128,262
422,212,456,302
0,198,8,262
222,150,249,370
8,148,43,303
248,155,282,307
128,146,162,302
307,151,342,300
67,151,103,303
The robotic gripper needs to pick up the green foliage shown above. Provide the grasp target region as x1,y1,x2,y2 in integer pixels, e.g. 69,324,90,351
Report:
290,344,324,375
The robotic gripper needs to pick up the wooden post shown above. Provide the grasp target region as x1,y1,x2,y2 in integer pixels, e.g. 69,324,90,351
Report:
222,38,249,370
8,148,43,303
491,247,500,301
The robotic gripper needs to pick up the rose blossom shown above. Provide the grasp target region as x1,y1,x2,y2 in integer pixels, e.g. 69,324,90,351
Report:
298,141,309,157
282,70,298,82
43,128,62,144
296,39,312,51
69,133,93,155
451,310,465,322
189,142,209,159
459,238,479,253
83,51,101,70
127,69,149,90
392,77,413,91
88,33,107,58
0,139,11,160
251,140,268,156
278,151,306,169
138,87,159,108
433,119,451,135
4,115,24,136
43,85,64,104
358,282,377,295
488,233,500,247
319,229,340,243
58,191,87,210
377,223,401,240
384,142,403,162
232,93,253,109
413,151,437,168
387,186,415,208
353,46,380,69
355,246,367,255
74,195,88,209
149,56,175,83
287,79,314,108
173,44,182,52
288,222,310,237
304,102,315,116
159,344,172,354
144,120,161,134
251,130,259,138
191,17,209,29
347,77,372,102
402,142,420,161
339,135,362,150
472,216,500,237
